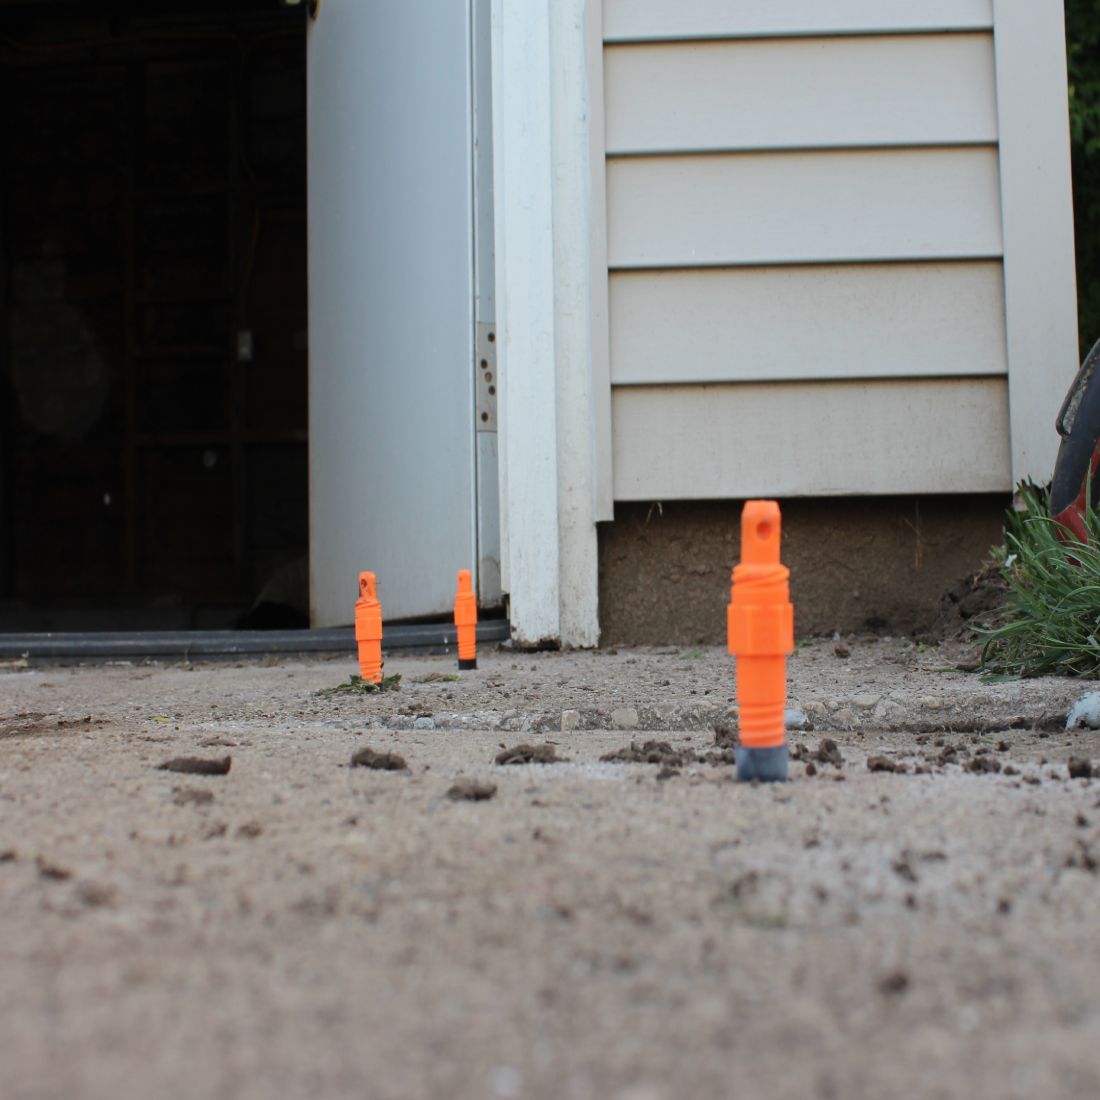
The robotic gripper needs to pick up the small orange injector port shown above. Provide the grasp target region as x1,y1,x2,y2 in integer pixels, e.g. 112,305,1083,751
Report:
354,571,383,684
727,500,794,782
454,569,478,671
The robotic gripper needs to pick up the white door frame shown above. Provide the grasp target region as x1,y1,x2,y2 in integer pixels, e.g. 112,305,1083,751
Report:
490,0,602,647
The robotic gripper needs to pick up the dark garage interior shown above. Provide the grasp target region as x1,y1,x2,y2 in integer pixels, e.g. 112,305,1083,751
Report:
0,0,309,631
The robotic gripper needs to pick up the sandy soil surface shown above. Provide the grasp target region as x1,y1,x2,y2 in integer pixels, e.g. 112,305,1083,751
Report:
2,638,1100,1100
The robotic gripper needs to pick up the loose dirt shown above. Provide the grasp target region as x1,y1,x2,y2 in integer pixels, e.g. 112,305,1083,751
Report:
157,755,232,776
350,747,409,771
447,778,498,802
495,743,565,765
2,638,1100,1099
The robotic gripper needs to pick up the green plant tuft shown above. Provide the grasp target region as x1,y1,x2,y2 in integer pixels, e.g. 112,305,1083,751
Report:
316,673,402,696
979,483,1100,678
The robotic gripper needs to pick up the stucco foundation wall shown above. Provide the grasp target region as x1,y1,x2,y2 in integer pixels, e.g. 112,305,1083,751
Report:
598,496,1008,644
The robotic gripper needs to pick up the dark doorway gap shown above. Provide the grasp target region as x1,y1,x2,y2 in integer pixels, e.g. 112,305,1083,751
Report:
0,0,310,631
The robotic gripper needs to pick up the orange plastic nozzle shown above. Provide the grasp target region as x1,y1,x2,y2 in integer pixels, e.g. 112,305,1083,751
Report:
727,501,794,749
354,571,383,683
454,569,477,670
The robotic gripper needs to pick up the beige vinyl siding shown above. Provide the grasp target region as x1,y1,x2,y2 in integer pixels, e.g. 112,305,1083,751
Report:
605,35,998,153
610,262,1008,386
598,12,1015,500
603,0,994,42
612,380,1010,500
608,148,1003,268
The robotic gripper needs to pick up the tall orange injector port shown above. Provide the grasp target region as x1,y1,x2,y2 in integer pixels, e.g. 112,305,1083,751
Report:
454,569,478,670
355,571,383,684
727,500,794,782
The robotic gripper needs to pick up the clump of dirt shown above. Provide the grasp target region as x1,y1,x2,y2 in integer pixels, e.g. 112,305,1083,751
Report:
1068,757,1094,779
794,739,844,768
317,673,402,697
75,881,117,908
867,755,904,774
55,716,103,730
965,755,1003,775
878,971,910,996
236,822,264,838
1066,840,1098,872
0,712,101,739
936,561,1008,642
891,853,918,883
446,778,497,801
495,743,565,765
35,857,72,881
350,747,408,771
713,724,737,749
600,740,693,766
936,744,966,765
158,756,232,776
173,787,215,806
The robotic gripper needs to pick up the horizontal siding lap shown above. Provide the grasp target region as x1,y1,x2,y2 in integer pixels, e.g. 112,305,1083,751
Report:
605,35,997,154
611,380,1011,499
603,0,994,42
607,148,1004,269
610,262,1008,385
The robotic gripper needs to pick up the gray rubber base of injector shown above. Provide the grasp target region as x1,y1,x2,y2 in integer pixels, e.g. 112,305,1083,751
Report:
736,745,789,783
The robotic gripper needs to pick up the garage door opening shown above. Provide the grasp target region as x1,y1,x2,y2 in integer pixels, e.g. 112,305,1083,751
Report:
0,0,309,631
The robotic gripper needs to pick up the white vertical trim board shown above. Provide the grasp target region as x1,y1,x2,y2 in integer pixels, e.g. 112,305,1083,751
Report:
586,0,614,522
491,0,561,645
603,0,994,42
550,0,600,647
992,0,1080,485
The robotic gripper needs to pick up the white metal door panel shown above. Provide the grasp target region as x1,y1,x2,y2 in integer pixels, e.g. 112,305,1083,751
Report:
307,0,476,625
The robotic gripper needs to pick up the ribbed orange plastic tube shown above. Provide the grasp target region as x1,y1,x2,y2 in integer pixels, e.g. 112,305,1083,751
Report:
727,501,794,749
354,571,383,683
454,569,478,669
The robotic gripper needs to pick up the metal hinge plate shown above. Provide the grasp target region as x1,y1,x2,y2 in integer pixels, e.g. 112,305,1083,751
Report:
475,322,497,432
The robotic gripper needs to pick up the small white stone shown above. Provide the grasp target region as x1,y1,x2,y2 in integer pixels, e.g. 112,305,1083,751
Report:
785,708,810,730
560,709,581,732
413,716,435,730
610,706,639,729
1066,691,1100,731
490,1066,522,1099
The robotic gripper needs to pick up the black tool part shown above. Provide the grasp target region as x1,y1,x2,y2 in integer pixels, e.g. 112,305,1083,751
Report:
1051,338,1100,541
735,745,789,783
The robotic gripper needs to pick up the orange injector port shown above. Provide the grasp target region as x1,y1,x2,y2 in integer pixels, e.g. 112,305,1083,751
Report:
355,571,383,684
454,569,478,671
727,500,794,782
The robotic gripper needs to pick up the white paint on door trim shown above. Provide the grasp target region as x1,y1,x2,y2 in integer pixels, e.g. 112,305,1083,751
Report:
991,0,1080,485
490,0,601,646
491,0,562,645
